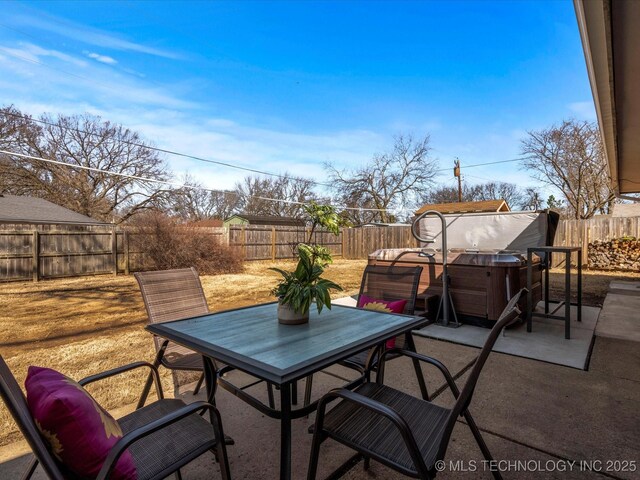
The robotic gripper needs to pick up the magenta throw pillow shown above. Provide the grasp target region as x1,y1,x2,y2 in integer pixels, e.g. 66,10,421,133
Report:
357,294,408,348
25,366,137,480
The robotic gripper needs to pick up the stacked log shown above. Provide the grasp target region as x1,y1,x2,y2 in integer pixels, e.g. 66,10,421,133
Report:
588,237,640,271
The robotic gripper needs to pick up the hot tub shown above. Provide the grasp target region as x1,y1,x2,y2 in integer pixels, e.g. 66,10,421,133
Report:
368,247,542,326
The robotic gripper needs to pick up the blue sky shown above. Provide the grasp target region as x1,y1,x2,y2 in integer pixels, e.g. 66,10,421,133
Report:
0,0,596,210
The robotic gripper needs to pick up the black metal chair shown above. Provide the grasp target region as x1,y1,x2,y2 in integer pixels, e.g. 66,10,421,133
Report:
303,265,428,407
135,268,274,409
307,289,526,480
135,268,210,405
0,356,231,480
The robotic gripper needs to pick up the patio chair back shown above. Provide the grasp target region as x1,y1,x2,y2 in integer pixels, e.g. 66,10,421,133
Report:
436,289,525,461
358,265,423,315
358,265,423,349
0,356,65,480
135,268,210,357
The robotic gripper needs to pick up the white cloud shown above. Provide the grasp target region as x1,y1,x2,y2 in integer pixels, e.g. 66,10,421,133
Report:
0,43,197,110
117,112,386,191
0,42,87,67
10,12,180,59
568,101,597,120
0,39,390,194
85,51,117,65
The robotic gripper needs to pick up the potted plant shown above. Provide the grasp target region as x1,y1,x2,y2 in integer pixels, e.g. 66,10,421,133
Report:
270,244,343,324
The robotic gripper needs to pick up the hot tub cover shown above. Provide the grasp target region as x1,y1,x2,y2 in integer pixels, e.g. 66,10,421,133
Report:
416,210,559,251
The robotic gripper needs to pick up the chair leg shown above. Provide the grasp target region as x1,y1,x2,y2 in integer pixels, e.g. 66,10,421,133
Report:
463,409,502,480
406,333,429,400
303,375,313,407
138,348,165,409
292,380,298,405
193,372,205,395
20,456,38,480
307,432,325,480
267,382,275,409
174,469,183,480
303,375,314,418
363,456,371,470
136,371,155,409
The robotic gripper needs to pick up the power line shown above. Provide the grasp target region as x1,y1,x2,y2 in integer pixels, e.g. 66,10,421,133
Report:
463,173,496,182
4,109,536,187
1,110,335,187
0,149,389,212
434,156,533,173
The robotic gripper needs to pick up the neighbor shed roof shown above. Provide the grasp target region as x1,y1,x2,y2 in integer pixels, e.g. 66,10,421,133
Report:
415,199,510,215
0,195,107,225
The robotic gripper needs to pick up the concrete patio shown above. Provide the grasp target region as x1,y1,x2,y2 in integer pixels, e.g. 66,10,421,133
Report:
2,283,639,480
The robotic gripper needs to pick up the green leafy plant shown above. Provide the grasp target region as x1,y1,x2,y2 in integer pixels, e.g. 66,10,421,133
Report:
270,244,343,314
304,202,342,242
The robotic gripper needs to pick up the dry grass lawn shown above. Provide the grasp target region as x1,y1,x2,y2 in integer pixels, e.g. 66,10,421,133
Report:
0,260,638,448
0,259,366,447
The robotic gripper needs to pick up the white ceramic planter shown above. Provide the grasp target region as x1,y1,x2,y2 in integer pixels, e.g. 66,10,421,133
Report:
277,301,309,325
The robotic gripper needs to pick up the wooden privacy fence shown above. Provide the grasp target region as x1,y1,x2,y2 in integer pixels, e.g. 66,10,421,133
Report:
0,226,227,282
342,226,417,259
1,216,639,282
228,225,343,260
551,216,640,267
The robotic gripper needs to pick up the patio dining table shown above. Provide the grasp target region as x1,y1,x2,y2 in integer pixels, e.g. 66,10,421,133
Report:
146,301,427,480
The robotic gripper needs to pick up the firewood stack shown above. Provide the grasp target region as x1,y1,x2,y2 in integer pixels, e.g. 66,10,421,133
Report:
588,237,640,271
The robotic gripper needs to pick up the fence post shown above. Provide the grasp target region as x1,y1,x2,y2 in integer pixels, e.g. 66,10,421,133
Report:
582,225,589,267
341,228,346,258
271,226,276,261
111,225,117,276
32,230,40,282
124,230,130,275
241,225,246,260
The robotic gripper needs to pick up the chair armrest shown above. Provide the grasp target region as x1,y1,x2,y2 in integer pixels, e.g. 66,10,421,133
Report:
78,361,164,400
378,349,462,397
315,388,428,474
95,401,223,480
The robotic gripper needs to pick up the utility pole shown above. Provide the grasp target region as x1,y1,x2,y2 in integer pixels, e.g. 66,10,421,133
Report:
453,158,462,202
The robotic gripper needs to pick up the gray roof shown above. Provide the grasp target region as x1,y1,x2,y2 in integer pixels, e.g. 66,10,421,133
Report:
0,195,107,225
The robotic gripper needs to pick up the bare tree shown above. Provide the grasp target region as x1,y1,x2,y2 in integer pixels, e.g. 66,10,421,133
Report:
420,181,528,209
467,182,524,208
0,106,45,194
167,174,241,221
328,134,437,223
520,120,615,219
420,185,460,204
235,174,318,218
334,191,381,226
521,187,544,210
0,106,170,222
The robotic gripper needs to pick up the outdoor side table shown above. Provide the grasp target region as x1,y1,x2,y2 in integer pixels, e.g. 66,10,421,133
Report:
146,301,427,480
526,246,582,339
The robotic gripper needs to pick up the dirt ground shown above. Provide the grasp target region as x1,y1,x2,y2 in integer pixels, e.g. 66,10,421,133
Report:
0,260,638,447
